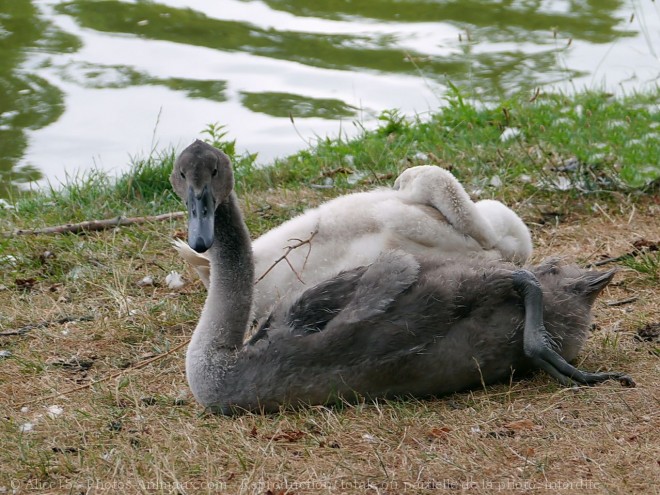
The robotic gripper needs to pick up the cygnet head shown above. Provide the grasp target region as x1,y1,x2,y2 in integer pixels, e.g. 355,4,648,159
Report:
170,140,234,253
392,165,441,191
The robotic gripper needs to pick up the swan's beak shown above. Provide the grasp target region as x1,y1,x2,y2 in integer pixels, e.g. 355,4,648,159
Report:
187,185,215,253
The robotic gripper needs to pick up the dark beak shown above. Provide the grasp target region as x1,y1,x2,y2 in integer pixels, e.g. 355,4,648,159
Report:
187,185,215,253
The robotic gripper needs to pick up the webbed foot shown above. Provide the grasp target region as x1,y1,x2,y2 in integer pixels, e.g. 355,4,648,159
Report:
512,269,635,388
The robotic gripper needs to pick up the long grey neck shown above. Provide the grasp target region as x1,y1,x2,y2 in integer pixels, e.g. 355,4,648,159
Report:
195,191,254,349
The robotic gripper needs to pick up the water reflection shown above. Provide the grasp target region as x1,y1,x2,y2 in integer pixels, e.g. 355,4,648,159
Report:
260,0,630,44
241,92,357,119
54,1,464,75
0,0,653,196
55,0,628,83
0,0,79,196
56,62,228,101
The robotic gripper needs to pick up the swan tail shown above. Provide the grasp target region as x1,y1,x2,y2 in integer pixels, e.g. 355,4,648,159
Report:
172,238,211,288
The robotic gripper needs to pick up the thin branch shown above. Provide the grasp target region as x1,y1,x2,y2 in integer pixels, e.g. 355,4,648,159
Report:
606,296,638,307
300,234,315,274
3,212,186,237
255,227,319,285
588,240,659,267
19,338,190,407
589,254,630,267
283,256,305,284
0,315,94,337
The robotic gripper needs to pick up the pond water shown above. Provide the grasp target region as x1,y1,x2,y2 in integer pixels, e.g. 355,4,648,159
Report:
1,0,658,197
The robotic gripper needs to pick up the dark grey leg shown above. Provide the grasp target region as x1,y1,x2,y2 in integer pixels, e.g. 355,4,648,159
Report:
512,270,635,388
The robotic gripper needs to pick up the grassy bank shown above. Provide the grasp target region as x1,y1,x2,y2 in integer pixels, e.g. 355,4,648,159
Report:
0,90,658,494
1,89,659,227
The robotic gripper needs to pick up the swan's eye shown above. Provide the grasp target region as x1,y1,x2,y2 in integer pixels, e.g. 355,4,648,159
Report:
180,171,186,180
212,168,218,177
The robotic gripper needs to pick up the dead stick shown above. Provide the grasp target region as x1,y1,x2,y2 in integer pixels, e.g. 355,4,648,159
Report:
589,255,629,267
588,246,658,267
3,211,186,237
284,256,305,284
255,228,318,284
606,296,638,307
0,315,95,337
300,232,316,274
19,338,191,407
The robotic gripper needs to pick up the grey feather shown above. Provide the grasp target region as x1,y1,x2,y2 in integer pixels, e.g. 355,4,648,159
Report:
172,141,634,415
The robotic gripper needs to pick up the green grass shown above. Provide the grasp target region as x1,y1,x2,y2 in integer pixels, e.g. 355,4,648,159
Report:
621,251,660,282
256,88,660,193
1,88,659,232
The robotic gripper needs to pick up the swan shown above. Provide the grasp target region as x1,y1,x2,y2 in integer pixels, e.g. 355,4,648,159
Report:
173,156,532,320
170,140,634,413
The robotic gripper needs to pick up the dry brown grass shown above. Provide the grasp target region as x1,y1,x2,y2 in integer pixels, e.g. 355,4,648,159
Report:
0,194,658,495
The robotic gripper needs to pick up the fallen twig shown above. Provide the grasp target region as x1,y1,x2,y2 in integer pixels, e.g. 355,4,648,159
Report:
0,315,94,337
589,240,659,267
590,255,631,267
606,296,638,307
3,211,186,237
255,227,319,285
19,338,190,407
